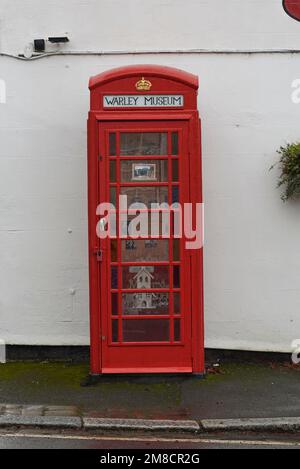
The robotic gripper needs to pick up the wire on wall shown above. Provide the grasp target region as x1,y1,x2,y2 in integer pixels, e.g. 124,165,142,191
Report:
1,48,300,61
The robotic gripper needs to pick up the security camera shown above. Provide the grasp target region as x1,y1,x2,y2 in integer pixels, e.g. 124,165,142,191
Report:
48,37,69,44
33,37,69,52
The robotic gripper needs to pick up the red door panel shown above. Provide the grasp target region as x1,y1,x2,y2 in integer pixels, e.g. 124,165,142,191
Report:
97,120,193,373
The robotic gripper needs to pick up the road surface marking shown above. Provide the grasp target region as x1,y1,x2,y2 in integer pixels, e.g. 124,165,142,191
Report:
0,432,300,447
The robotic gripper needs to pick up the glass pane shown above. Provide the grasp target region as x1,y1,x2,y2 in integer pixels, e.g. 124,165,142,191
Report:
110,160,116,182
172,159,179,182
111,293,118,316
122,319,170,342
111,239,118,262
120,186,168,208
173,266,180,288
120,213,168,238
120,133,167,156
122,265,169,289
111,266,118,289
109,133,117,156
172,186,179,204
171,132,179,155
173,239,180,261
122,293,169,315
122,239,169,262
112,320,118,342
121,160,168,182
110,187,117,206
174,319,181,341
149,212,170,238
174,292,180,315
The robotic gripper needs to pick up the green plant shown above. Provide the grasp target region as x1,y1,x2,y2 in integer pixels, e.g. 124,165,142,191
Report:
270,142,300,201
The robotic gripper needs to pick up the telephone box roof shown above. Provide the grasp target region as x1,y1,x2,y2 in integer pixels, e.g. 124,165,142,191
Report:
89,64,198,90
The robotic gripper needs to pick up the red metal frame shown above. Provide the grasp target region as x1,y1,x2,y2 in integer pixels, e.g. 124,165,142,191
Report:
88,65,204,375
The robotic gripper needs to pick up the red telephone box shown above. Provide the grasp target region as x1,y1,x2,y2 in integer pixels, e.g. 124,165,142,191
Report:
88,65,204,375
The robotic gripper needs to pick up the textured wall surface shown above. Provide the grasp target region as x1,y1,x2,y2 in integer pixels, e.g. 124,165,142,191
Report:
0,1,300,351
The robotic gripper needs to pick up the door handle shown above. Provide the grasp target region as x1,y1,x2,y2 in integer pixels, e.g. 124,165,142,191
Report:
93,248,103,262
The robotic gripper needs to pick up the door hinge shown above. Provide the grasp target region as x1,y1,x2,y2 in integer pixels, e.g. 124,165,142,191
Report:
98,154,103,161
93,248,103,262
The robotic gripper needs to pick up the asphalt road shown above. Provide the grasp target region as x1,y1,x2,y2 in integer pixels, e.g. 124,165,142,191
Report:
0,431,300,449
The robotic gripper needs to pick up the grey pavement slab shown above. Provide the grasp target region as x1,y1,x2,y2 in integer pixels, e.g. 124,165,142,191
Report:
0,414,82,428
83,417,199,432
201,417,300,432
21,406,45,416
0,404,80,417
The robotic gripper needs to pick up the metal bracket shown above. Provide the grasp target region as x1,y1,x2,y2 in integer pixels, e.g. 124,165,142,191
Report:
93,248,103,262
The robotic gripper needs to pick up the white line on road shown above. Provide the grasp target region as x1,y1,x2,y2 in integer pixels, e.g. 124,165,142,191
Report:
0,432,300,447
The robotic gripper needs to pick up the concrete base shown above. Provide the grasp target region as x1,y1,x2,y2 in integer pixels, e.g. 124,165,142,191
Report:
81,372,206,386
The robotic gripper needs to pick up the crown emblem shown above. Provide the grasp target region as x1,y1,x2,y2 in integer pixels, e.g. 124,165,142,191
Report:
135,77,152,91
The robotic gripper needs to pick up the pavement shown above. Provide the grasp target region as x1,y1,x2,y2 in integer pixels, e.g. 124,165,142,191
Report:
0,360,300,436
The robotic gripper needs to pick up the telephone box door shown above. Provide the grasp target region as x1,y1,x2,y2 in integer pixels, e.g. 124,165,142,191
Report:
98,120,193,373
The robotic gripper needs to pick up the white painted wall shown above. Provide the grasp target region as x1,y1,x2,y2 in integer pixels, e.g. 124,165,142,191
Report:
0,0,300,351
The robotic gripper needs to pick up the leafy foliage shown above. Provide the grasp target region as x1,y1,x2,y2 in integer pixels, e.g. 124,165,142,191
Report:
270,142,300,201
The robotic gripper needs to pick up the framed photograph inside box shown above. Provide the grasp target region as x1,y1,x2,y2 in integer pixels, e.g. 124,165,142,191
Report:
132,163,156,181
